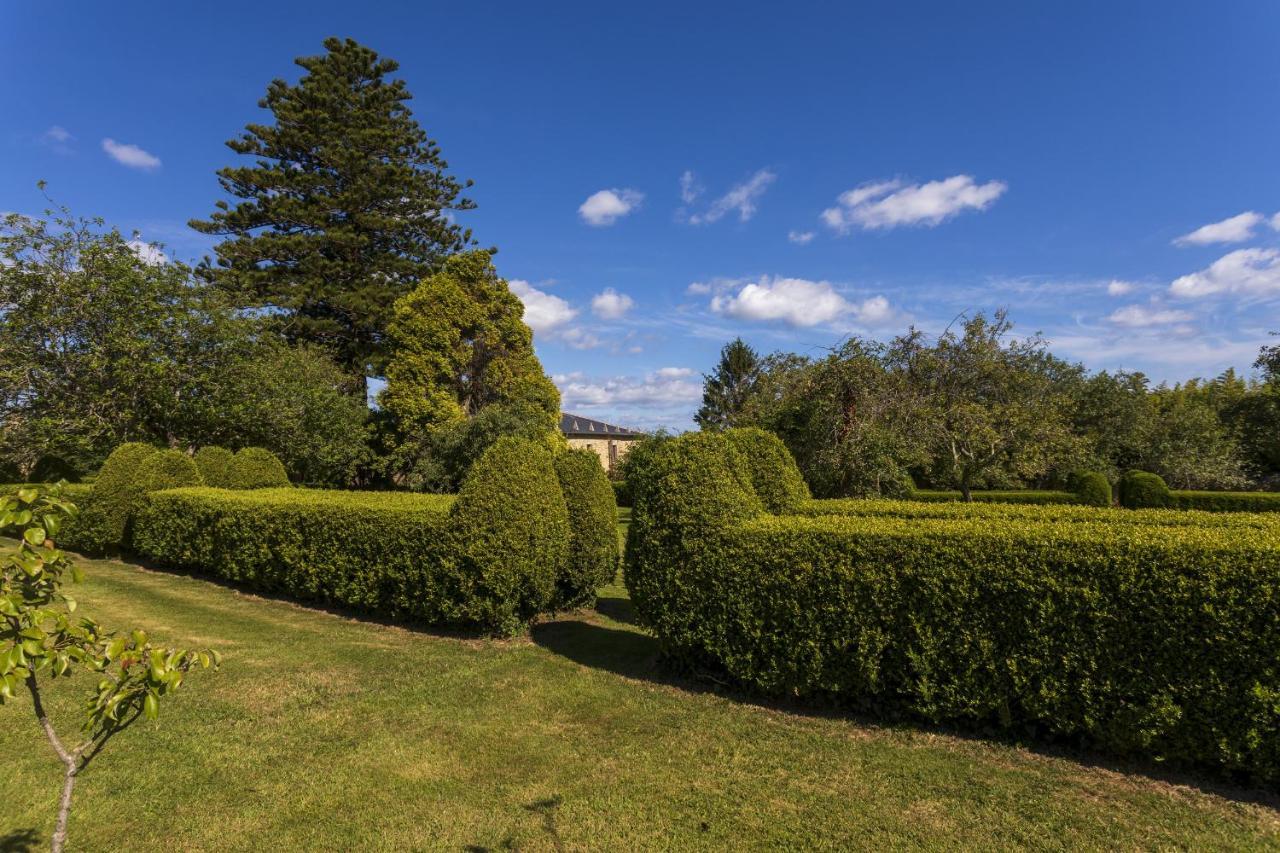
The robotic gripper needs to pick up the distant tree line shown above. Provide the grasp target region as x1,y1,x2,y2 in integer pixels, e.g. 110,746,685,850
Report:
696,314,1280,498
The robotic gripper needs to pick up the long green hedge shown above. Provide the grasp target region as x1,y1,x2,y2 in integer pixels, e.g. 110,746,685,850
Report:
908,489,1080,505
626,429,1280,783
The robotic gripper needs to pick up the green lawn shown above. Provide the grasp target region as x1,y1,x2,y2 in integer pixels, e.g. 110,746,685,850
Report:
2,532,1278,850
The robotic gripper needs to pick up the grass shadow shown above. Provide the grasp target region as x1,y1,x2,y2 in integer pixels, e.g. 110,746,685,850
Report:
592,592,637,626
0,829,40,853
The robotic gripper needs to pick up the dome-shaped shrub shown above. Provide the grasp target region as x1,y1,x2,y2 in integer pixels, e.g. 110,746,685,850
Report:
194,446,237,489
1118,470,1171,509
722,428,810,513
137,449,204,493
553,448,619,609
72,442,158,553
229,447,290,489
1073,471,1112,507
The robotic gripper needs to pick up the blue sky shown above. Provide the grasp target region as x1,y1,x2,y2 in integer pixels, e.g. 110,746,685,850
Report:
4,2,1280,429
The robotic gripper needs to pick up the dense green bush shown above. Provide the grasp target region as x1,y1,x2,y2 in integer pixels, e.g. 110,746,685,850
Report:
908,489,1078,505
71,443,157,554
133,437,571,634
229,447,290,489
722,428,810,513
627,431,1280,782
1168,490,1280,513
1118,470,1171,509
137,449,204,493
553,449,620,609
194,446,237,489
611,479,632,509
1073,471,1112,507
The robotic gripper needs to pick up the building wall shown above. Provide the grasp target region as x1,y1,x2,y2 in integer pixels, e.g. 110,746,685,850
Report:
566,436,638,471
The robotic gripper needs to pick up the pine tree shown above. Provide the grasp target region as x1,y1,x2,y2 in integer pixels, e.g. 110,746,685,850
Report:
190,37,477,393
696,337,762,430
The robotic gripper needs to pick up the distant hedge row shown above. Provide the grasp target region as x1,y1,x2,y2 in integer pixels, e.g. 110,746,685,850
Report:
626,429,1280,783
1119,470,1280,512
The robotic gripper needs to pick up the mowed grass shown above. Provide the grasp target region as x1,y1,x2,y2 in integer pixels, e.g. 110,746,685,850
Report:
2,526,1278,850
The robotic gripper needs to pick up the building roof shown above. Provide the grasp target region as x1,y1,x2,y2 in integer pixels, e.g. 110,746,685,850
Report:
559,413,643,438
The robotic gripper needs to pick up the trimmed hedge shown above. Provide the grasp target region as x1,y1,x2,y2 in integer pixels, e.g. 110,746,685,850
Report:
133,436,568,635
229,447,290,489
137,449,204,493
194,446,237,489
627,431,1280,783
71,442,158,554
722,428,810,513
1073,472,1112,507
1169,490,1280,513
553,448,620,609
909,489,1079,505
1118,470,1171,509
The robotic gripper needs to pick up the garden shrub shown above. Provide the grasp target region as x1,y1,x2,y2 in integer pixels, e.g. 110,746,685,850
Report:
722,428,810,513
71,442,157,554
194,446,237,489
627,430,1280,782
1118,470,1171,509
611,479,632,509
1073,471,1112,507
908,489,1078,505
553,448,620,609
229,447,290,489
137,449,204,493
1168,490,1280,513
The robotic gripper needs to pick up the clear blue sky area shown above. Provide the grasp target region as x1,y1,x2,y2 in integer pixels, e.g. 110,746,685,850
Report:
4,1,1279,428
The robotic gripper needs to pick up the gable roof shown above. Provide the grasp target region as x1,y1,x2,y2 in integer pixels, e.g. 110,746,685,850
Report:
559,413,643,438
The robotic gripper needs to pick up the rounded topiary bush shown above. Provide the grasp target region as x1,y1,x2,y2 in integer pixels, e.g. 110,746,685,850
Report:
722,428,810,513
229,447,290,489
553,448,620,610
1118,470,1171,509
137,449,204,493
1073,471,1113,507
73,442,158,554
448,436,570,634
194,446,237,489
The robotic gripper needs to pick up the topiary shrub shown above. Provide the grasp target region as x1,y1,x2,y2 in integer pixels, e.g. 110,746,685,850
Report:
447,436,570,634
1073,471,1112,507
137,449,204,492
1118,470,1171,509
722,427,810,513
72,443,158,554
229,447,290,489
553,448,620,609
194,446,237,489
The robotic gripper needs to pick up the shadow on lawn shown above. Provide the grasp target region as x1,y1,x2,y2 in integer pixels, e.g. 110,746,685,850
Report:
0,829,41,853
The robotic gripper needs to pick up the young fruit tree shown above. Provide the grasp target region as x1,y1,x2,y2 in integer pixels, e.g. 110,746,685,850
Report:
0,485,219,852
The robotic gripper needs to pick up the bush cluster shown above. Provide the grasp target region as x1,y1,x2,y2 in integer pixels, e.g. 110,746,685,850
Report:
626,429,1280,783
194,446,237,488
553,448,620,609
1072,471,1113,507
69,442,160,554
1168,490,1280,512
229,447,291,489
909,489,1079,505
1118,470,1171,509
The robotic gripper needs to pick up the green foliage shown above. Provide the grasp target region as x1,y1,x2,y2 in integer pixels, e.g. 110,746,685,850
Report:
30,456,81,483
190,37,476,388
908,490,1078,505
193,447,236,489
136,450,204,493
134,437,571,635
626,431,1280,782
695,337,761,430
74,443,157,554
1117,471,1171,509
229,447,290,489
0,484,218,851
1073,471,1112,507
553,449,619,609
1167,490,1280,512
722,428,810,513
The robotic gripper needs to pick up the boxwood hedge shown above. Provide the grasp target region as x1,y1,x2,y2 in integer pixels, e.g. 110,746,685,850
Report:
229,447,290,489
553,448,620,609
1118,470,1171,509
69,442,158,554
626,429,1280,783
1168,490,1280,513
908,489,1080,505
194,446,237,489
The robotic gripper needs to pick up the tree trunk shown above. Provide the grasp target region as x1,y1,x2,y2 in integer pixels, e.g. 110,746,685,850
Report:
960,480,972,502
26,675,79,853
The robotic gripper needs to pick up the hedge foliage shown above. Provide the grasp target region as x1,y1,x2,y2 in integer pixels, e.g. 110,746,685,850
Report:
626,429,1280,783
71,442,158,554
1118,470,1171,509
194,446,237,489
138,449,204,493
553,448,620,609
229,447,290,489
133,436,569,634
722,428,810,513
1168,490,1280,513
909,489,1079,505
1073,471,1112,507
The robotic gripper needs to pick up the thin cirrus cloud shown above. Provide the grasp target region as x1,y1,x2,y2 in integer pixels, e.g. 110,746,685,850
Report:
787,230,815,245
578,188,643,226
1169,248,1280,298
591,288,634,320
821,175,1007,232
1173,211,1264,247
101,138,161,170
1106,280,1136,296
708,276,892,327
685,169,776,225
1106,304,1194,327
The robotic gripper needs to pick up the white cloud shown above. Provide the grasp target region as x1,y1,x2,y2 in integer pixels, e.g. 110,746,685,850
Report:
787,230,815,245
1106,304,1194,327
821,175,1006,232
654,366,693,378
42,126,72,144
1272,212,1280,232
1173,211,1263,247
509,279,578,332
679,170,702,205
578,188,643,226
559,328,602,350
1106,279,1135,296
101,138,161,170
708,276,892,328
591,288,634,320
1170,248,1280,298
688,169,776,225
555,368,702,410
126,239,167,266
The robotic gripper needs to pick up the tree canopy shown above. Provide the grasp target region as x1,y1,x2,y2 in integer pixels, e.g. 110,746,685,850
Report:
695,337,762,430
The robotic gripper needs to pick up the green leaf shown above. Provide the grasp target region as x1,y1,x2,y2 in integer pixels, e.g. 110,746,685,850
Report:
16,488,37,504
143,691,159,721
23,528,46,547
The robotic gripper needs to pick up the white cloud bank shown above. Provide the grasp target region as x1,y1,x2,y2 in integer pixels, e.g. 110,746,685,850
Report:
578,188,643,226
686,169,776,225
821,175,1006,232
1170,248,1280,298
1106,280,1135,296
709,276,892,327
101,138,161,170
591,288,634,320
509,279,577,332
1173,211,1264,247
555,368,702,410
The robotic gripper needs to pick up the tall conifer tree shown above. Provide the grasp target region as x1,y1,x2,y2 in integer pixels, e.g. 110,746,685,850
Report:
696,337,762,430
190,37,476,392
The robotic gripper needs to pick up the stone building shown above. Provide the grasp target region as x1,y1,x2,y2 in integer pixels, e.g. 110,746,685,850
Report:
559,413,643,470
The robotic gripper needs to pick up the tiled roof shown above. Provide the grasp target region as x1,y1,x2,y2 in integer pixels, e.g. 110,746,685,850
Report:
559,413,643,438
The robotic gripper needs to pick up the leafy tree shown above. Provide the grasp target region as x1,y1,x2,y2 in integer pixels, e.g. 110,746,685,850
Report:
190,37,478,392
695,338,762,430
1257,332,1280,381
1143,384,1248,489
1,485,218,852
